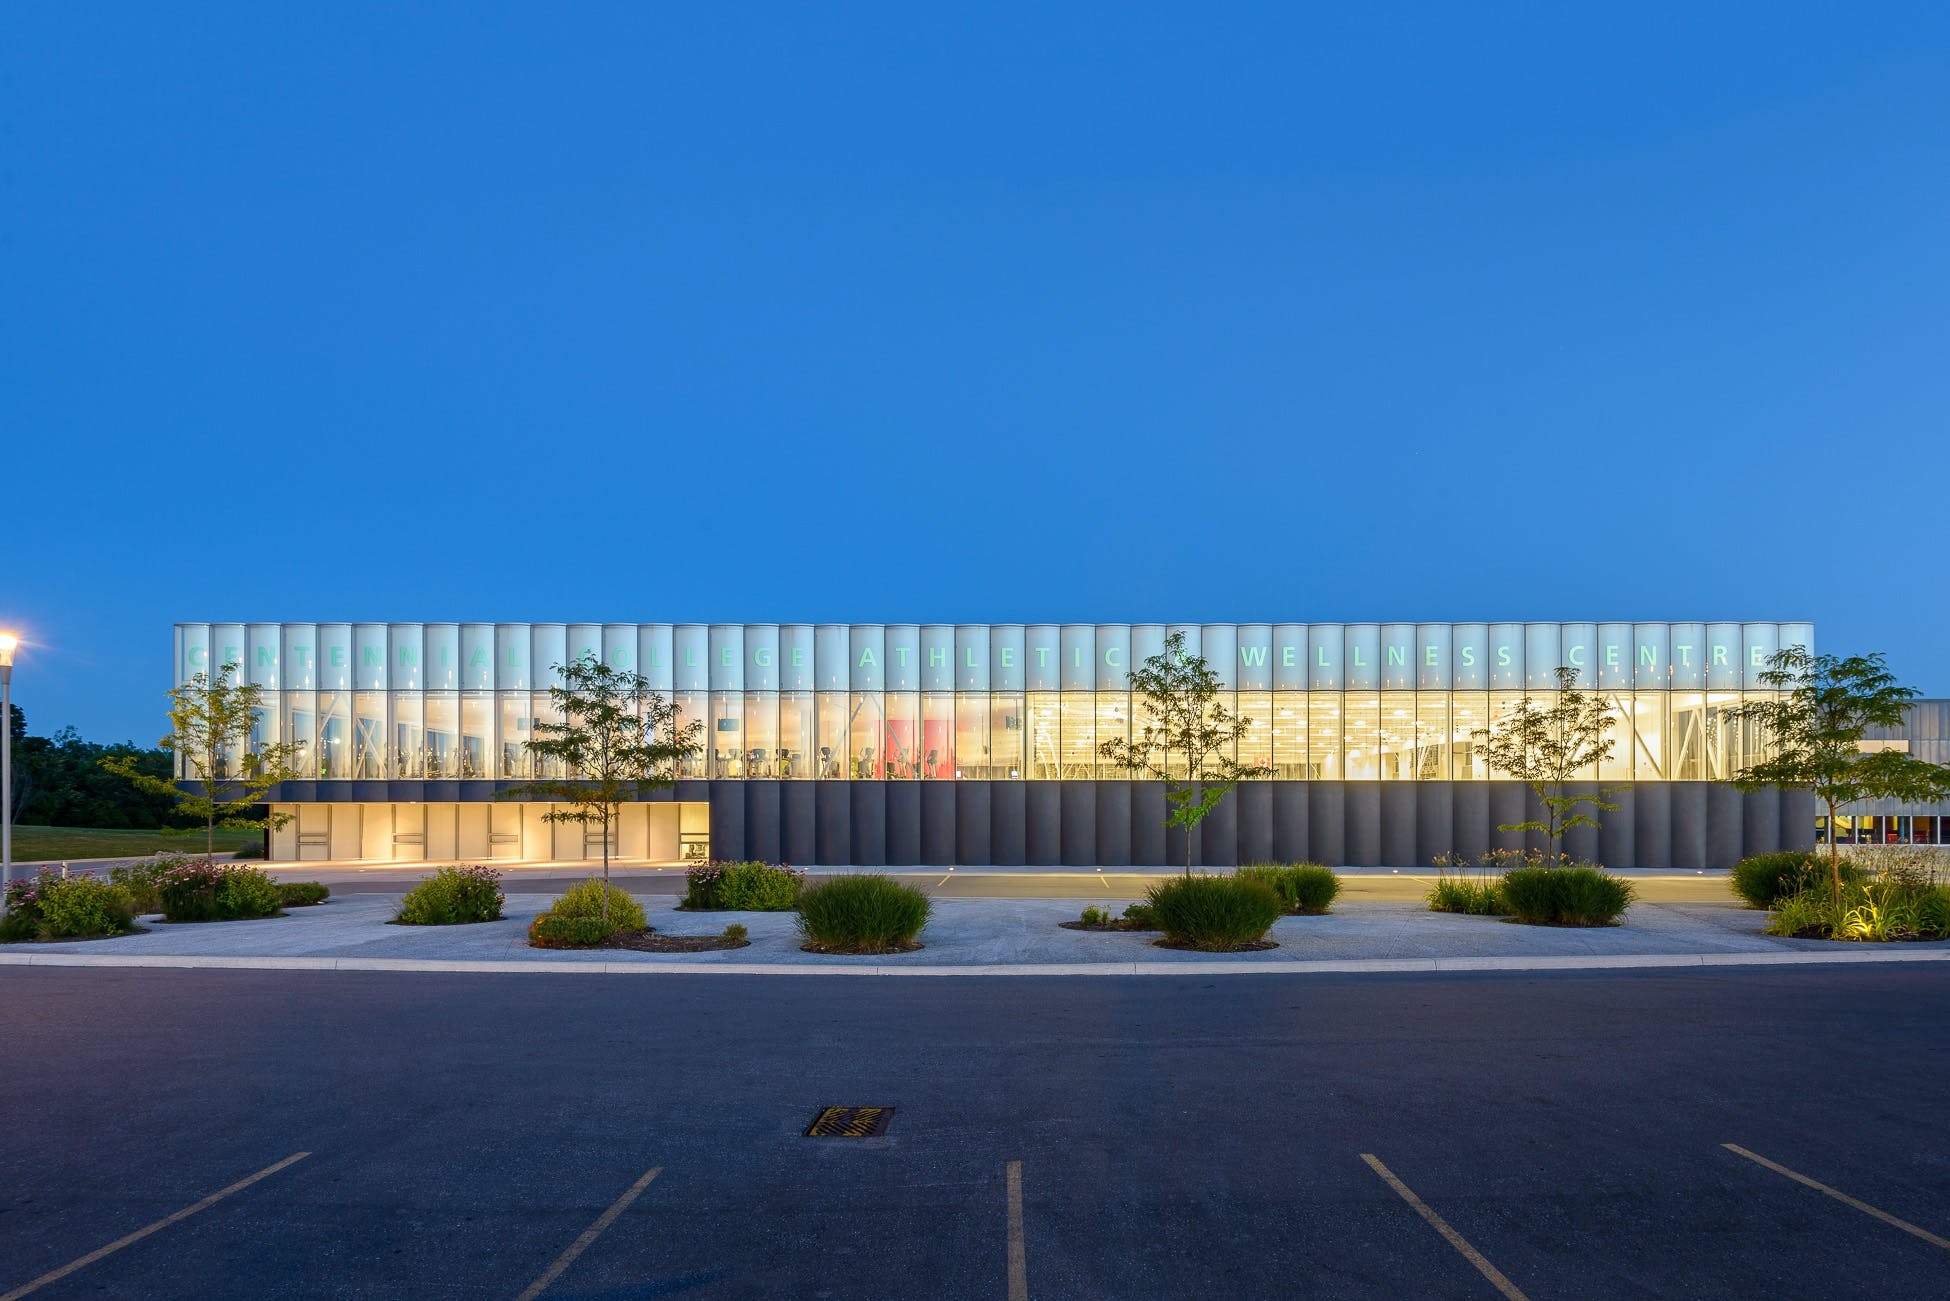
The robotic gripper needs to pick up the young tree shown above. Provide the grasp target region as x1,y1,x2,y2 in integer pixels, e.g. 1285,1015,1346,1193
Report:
499,656,703,921
1098,630,1266,875
1471,666,1622,856
1732,647,1950,893
103,663,302,856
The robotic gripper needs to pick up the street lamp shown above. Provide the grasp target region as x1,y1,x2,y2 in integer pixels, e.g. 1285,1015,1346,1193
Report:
0,632,17,895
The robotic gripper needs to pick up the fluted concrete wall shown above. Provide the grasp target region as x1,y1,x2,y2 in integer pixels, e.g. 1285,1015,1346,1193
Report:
700,779,1813,868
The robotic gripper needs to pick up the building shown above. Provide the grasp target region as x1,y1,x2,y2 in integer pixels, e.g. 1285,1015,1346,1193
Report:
176,620,1847,869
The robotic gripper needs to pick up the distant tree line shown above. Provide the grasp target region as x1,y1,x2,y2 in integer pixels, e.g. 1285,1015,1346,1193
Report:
5,705,257,830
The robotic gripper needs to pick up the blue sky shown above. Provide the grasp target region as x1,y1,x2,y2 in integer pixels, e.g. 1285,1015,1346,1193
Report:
3,3,1948,741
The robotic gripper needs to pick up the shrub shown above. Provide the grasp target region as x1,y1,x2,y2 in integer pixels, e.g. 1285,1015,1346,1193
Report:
795,875,931,952
277,881,330,907
1144,874,1282,951
1498,864,1635,927
681,860,804,910
230,839,269,860
109,854,181,914
527,913,616,948
549,878,647,930
1236,863,1341,914
722,923,749,942
2,872,139,941
157,860,283,922
1730,852,1835,908
396,866,504,925
1079,906,1109,925
1122,902,1156,928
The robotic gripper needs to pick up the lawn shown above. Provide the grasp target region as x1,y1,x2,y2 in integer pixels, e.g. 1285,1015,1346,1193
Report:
6,825,263,862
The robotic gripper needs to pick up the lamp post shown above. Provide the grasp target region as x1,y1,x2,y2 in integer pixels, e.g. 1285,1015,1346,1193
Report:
0,632,17,895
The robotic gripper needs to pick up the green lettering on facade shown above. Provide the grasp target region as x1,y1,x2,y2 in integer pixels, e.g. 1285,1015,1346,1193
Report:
1675,644,1692,667
895,647,910,668
397,647,419,668
1750,646,1764,667
1711,645,1728,666
1387,646,1406,666
1567,645,1586,666
1495,646,1511,668
721,648,735,668
858,648,877,667
363,646,383,668
964,647,978,668
1639,645,1656,669
1240,646,1267,667
1352,647,1367,667
258,647,276,667
791,648,804,667
469,647,489,669
330,647,347,668
1281,646,1296,667
928,648,945,668
1034,647,1049,668
1000,648,1014,668
754,648,773,667
1460,647,1476,666
1425,646,1438,666
1317,647,1330,667
1104,648,1122,667
1604,645,1619,666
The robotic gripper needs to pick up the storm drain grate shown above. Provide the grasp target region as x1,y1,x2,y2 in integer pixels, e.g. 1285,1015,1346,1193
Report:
805,1106,895,1138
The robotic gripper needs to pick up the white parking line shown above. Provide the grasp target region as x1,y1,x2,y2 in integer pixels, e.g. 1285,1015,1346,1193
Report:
1361,1154,1528,1301
1005,1160,1028,1301
515,1166,661,1301
0,1152,310,1301
1722,1144,1950,1251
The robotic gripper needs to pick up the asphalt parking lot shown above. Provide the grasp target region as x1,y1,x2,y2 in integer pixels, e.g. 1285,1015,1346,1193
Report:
1,965,1945,1298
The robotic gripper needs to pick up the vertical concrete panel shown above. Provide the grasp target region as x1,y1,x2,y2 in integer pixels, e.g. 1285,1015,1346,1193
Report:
1635,783,1673,870
1380,783,1417,868
1743,786,1782,858
1452,784,1491,859
1345,782,1381,867
990,782,1027,867
815,781,850,866
1413,782,1452,868
1561,783,1601,864
886,781,922,866
1310,782,1346,866
1599,785,1636,869
1061,782,1097,866
1198,788,1237,867
1522,786,1552,856
1272,782,1309,862
1672,783,1709,871
850,782,887,867
1707,783,1745,868
920,781,956,866
1781,788,1818,853
709,781,747,863
1490,784,1528,853
1236,781,1273,865
782,781,818,865
1131,781,1167,866
956,781,992,865
743,780,781,863
1096,781,1132,867
1026,782,1062,866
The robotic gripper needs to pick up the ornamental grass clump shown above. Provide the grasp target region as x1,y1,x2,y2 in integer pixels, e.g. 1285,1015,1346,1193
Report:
681,860,805,911
795,874,931,954
1,871,140,942
276,881,330,907
157,859,283,922
1766,858,1950,942
1145,874,1282,951
1426,853,1509,916
1729,851,1842,909
396,865,504,925
1497,862,1635,927
527,878,646,949
1236,863,1341,914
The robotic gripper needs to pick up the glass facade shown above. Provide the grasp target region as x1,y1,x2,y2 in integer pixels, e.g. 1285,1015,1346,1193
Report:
174,621,1815,783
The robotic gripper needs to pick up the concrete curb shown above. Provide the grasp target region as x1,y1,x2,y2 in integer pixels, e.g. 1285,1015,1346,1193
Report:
1,948,1946,978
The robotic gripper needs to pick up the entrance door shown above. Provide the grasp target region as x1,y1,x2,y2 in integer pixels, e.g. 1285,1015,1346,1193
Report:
295,804,332,861
486,803,522,859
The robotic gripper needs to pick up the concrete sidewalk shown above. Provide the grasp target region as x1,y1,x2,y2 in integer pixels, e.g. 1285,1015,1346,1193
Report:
3,888,1946,977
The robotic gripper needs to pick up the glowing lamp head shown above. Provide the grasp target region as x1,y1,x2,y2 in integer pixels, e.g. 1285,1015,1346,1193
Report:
0,632,17,668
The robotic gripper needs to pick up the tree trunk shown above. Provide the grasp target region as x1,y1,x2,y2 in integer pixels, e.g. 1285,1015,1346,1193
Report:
601,802,612,923
1826,797,1841,903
